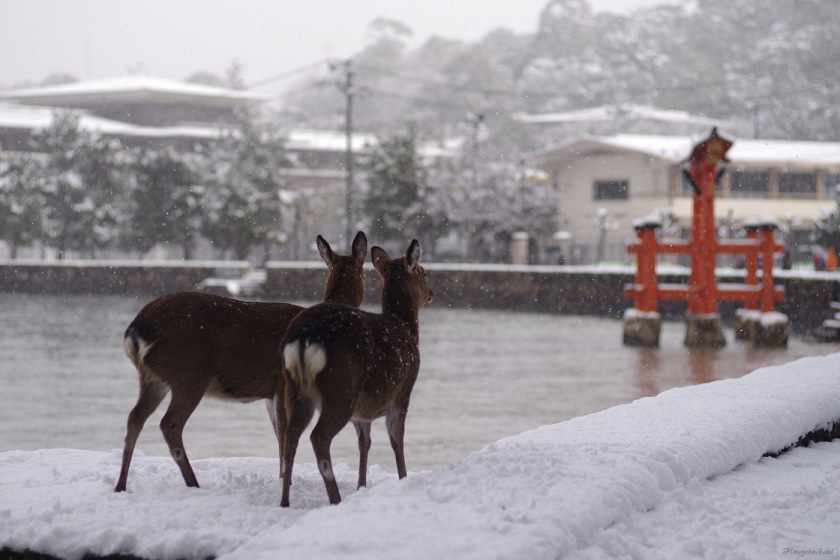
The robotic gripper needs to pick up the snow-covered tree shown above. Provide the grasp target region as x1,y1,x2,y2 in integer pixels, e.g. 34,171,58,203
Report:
812,198,840,256
435,161,556,262
0,154,44,258
199,108,291,262
31,111,127,259
123,147,204,259
361,123,448,255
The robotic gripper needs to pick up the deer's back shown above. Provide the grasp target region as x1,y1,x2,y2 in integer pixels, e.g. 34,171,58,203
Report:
284,302,420,404
127,291,303,399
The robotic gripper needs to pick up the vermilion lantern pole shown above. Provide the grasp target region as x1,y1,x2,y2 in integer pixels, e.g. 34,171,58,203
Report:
686,127,731,316
682,128,731,346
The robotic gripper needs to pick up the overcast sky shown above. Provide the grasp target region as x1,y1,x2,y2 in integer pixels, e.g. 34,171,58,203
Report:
2,0,672,93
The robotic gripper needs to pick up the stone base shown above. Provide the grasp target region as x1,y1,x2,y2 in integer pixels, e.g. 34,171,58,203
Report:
684,314,726,348
734,309,761,340
752,312,790,347
623,310,662,347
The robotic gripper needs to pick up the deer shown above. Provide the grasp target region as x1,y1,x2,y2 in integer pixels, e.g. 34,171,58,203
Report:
114,231,368,493
280,238,434,507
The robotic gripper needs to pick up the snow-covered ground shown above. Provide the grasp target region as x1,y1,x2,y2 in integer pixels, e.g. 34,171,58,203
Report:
2,353,838,560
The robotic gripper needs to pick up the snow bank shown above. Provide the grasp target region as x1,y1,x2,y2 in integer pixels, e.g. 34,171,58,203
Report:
1,353,838,560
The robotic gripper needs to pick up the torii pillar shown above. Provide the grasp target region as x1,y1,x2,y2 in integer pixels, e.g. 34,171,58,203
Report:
683,128,731,347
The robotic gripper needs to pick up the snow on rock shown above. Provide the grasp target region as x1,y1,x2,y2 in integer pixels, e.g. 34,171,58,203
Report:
577,441,840,559
1,353,839,560
760,310,790,326
623,307,661,320
231,353,840,560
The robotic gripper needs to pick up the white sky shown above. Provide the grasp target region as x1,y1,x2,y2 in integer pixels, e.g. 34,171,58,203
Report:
2,0,671,93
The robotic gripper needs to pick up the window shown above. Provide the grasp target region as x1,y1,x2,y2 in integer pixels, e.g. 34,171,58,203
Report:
679,171,714,196
778,173,816,199
730,171,768,199
594,180,628,200
825,174,840,200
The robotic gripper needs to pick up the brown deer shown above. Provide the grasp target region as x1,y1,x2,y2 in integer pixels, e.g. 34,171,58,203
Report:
280,239,433,506
114,231,367,493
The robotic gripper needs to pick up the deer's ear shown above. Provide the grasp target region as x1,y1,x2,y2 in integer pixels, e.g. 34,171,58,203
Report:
405,240,421,271
352,231,368,266
371,246,390,274
316,235,334,267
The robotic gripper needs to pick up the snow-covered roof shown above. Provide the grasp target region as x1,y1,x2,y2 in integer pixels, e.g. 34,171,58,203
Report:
514,104,722,127
0,75,271,106
0,102,223,139
286,128,377,153
531,132,840,170
285,129,458,159
0,104,457,159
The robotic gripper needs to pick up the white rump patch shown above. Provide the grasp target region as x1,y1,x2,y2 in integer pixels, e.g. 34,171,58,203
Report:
284,340,327,389
136,338,155,362
124,334,155,365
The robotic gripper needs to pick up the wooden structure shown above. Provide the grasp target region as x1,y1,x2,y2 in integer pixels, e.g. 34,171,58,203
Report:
623,128,788,347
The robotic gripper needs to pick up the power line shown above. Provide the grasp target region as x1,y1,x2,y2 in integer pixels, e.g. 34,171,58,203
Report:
247,60,329,89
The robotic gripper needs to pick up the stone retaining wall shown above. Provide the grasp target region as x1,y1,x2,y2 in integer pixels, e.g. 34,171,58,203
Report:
263,263,839,333
2,261,837,333
0,260,248,297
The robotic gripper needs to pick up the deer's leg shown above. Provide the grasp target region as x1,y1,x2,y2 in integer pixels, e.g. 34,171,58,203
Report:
352,420,372,489
281,391,314,508
310,404,353,505
265,393,286,478
265,397,278,439
386,407,408,479
115,374,168,492
159,386,204,488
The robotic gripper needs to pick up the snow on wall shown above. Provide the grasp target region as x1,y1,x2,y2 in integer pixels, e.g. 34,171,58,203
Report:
1,352,838,560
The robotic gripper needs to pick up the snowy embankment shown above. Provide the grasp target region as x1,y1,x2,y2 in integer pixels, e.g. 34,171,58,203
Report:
2,354,839,560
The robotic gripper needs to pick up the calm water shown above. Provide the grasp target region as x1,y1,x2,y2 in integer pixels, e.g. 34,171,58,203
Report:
1,293,838,474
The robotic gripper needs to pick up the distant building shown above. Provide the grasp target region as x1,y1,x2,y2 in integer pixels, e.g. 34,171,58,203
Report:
0,75,456,260
514,104,747,138
0,75,269,127
529,132,840,265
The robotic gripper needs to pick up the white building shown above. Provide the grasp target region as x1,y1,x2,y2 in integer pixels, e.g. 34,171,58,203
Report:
0,76,457,260
529,132,840,265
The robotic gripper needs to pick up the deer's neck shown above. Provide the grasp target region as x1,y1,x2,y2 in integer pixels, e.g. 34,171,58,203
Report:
324,271,362,306
381,282,420,341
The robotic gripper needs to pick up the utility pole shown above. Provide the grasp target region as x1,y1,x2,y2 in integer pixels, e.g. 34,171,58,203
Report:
330,59,355,251
466,113,484,190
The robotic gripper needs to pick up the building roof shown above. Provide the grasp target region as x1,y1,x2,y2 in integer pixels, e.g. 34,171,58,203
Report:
0,103,458,159
514,104,722,128
286,129,376,153
0,75,271,108
0,102,222,140
530,132,840,171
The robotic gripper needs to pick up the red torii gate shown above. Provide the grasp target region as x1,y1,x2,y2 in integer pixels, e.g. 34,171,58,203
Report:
623,128,787,347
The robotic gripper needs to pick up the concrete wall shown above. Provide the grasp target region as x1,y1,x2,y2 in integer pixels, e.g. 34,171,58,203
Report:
1,260,837,333
263,263,839,333
0,260,248,297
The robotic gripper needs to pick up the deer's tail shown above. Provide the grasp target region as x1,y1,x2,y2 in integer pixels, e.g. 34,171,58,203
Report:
283,338,327,391
123,322,156,370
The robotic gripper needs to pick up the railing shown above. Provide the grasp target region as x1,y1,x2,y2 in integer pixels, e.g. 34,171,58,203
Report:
625,218,785,314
